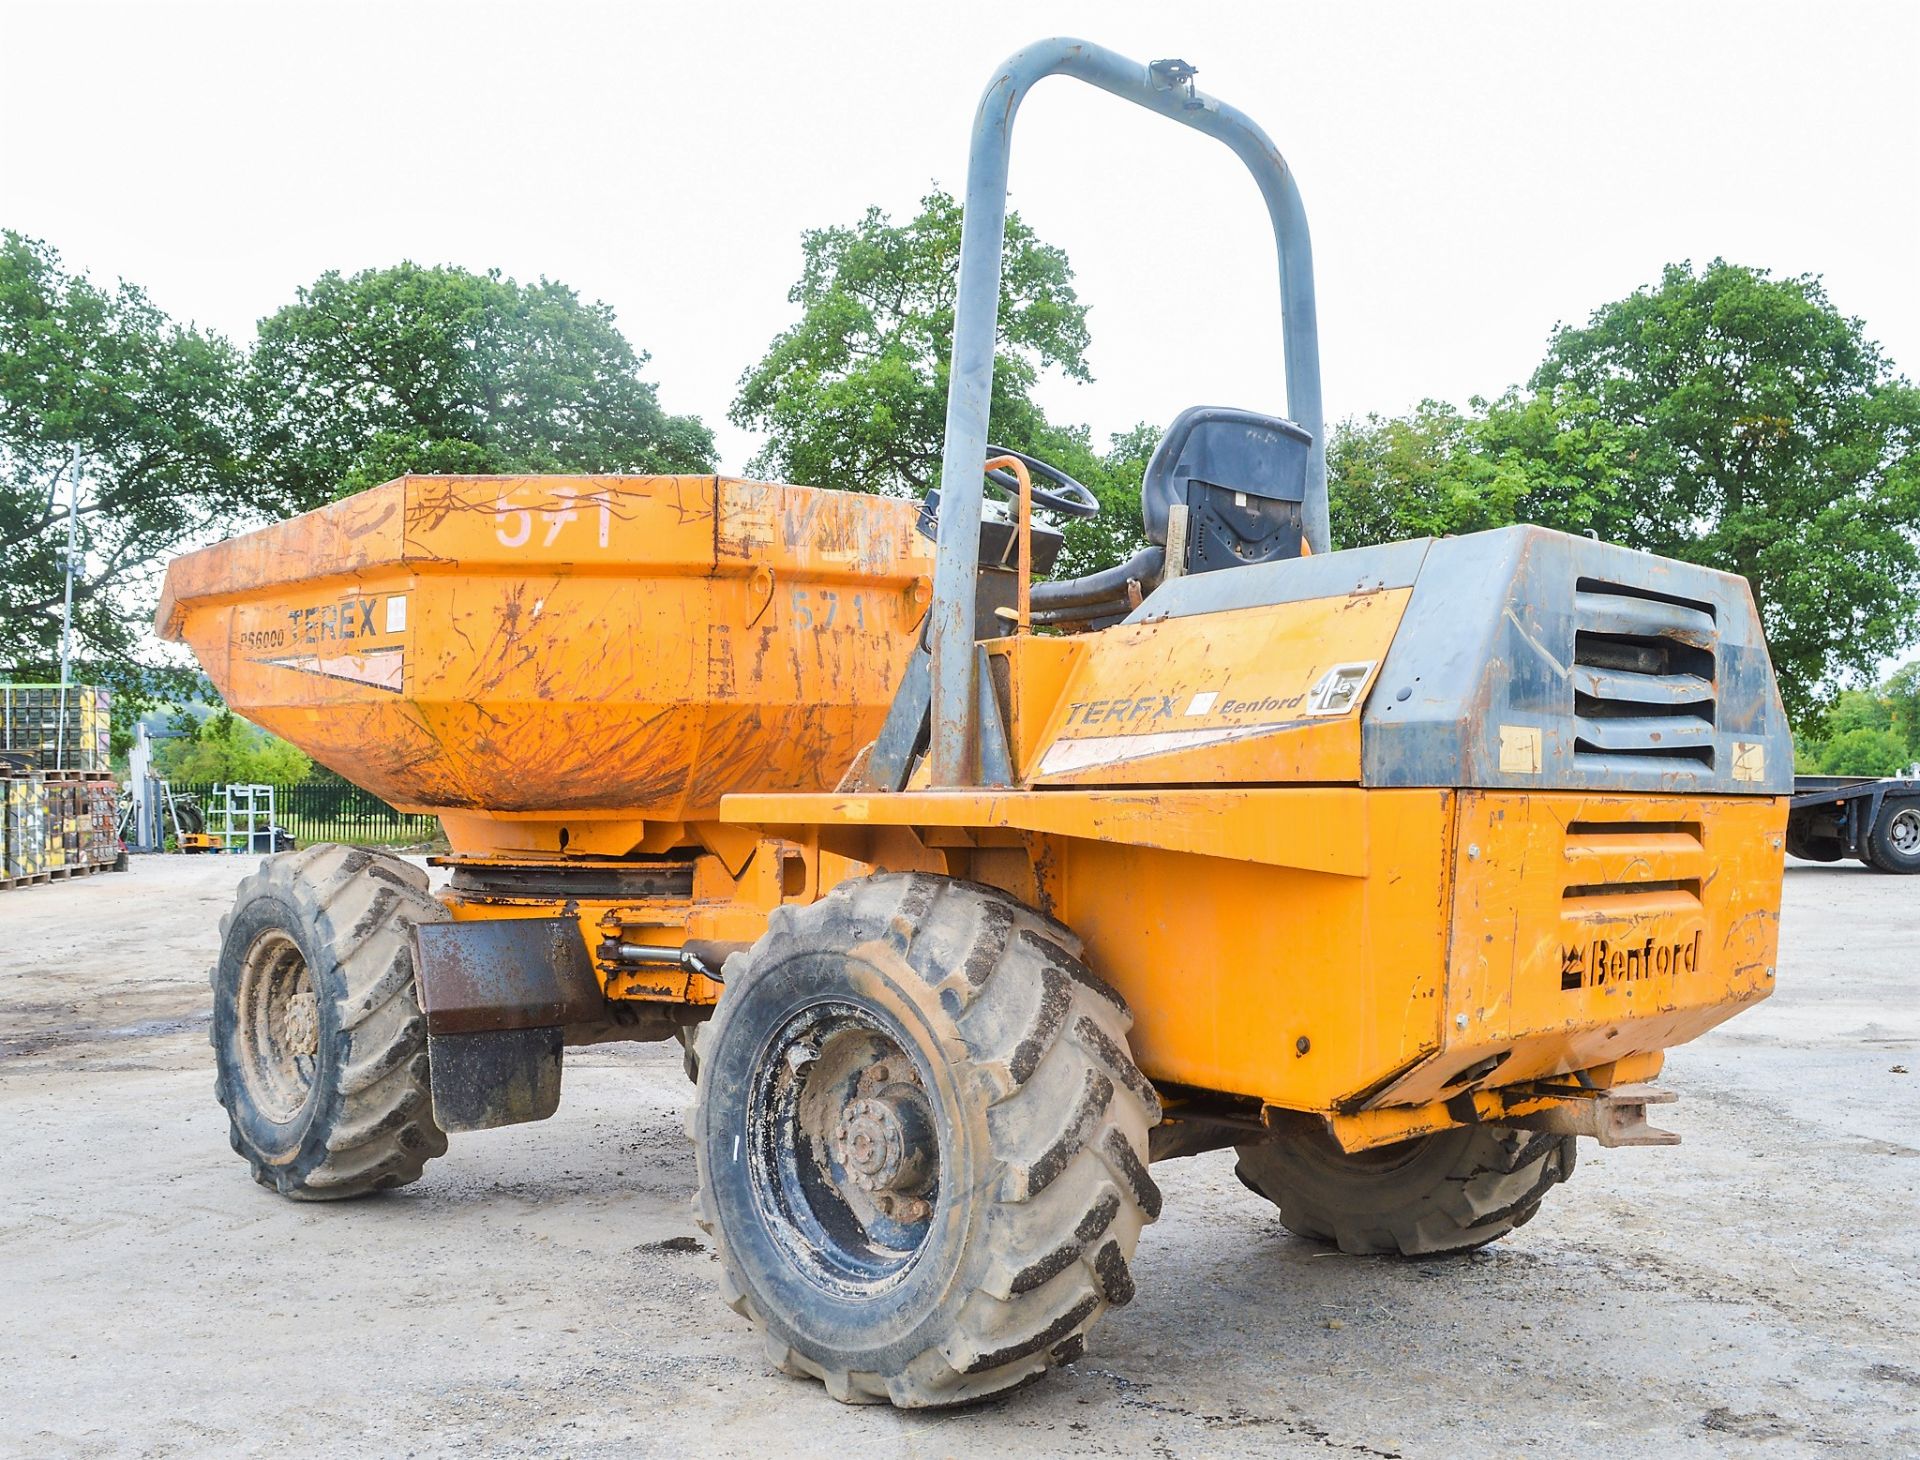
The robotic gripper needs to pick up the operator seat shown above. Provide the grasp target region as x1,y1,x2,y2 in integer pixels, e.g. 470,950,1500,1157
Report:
1031,405,1313,624
1142,405,1312,574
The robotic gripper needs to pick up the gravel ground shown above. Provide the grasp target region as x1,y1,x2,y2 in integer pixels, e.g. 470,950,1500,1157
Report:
0,853,1914,1459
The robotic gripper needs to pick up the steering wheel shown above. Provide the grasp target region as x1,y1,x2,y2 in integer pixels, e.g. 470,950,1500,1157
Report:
984,445,1101,520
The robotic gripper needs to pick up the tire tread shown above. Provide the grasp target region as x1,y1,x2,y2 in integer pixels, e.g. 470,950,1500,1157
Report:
696,873,1159,1407
214,845,448,1200
1235,1123,1575,1257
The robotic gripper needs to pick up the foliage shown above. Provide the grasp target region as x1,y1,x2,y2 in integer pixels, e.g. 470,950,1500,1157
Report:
1813,727,1911,777
1328,401,1481,548
733,189,1089,500
731,189,1163,578
0,232,248,734
1884,658,1920,754
1327,261,1920,724
1029,422,1159,581
1794,665,1920,774
247,262,716,511
1823,689,1892,737
1529,261,1920,722
153,709,312,784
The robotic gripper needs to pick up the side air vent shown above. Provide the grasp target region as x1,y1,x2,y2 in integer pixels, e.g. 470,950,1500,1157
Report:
1571,578,1717,774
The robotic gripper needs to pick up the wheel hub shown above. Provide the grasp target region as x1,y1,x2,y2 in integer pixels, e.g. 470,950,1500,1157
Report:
283,990,319,1058
835,1075,935,1209
1891,809,1919,856
749,1005,944,1291
234,931,318,1123
837,1097,907,1187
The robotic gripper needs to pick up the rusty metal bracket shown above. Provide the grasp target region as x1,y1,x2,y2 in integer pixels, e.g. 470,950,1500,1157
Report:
1512,1082,1682,1147
414,918,605,1035
1324,1075,1682,1153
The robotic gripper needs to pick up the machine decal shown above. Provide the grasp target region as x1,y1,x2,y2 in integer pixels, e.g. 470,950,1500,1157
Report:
1060,677,1371,735
1043,655,1384,777
1062,693,1290,728
234,590,411,693
1498,724,1544,774
262,646,405,693
1035,721,1309,776
492,486,614,550
1561,929,1703,990
1304,661,1378,716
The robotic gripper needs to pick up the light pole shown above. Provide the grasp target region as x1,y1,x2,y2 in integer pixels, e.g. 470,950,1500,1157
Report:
55,442,80,766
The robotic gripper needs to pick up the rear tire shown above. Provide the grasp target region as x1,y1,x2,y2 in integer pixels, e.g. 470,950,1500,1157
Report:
1234,1123,1574,1256
211,844,449,1199
1865,801,1920,874
694,873,1161,1407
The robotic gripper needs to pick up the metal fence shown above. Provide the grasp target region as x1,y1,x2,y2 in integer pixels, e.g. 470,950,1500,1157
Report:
170,780,441,849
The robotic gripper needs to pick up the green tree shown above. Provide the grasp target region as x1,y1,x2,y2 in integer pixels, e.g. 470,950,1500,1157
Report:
1045,422,1159,581
1816,726,1910,776
1794,670,1920,771
733,189,1163,577
1326,390,1637,550
0,232,247,726
1328,401,1484,548
1526,261,1920,723
1881,658,1920,758
247,262,716,510
1326,263,1920,724
1823,688,1892,737
154,709,312,784
732,189,1091,500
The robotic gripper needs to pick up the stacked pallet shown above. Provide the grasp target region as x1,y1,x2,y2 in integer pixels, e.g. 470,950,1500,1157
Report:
3,770,49,884
0,684,111,771
86,777,119,866
1,685,121,889
1,769,120,888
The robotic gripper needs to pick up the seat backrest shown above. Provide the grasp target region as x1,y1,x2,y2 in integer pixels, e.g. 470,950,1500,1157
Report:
1141,406,1313,573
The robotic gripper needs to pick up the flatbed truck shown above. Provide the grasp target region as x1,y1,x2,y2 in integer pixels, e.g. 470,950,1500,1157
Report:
1786,774,1920,872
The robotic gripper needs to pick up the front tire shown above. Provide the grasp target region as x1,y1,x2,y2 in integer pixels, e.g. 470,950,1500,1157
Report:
1235,1123,1575,1257
694,874,1161,1407
211,844,449,1199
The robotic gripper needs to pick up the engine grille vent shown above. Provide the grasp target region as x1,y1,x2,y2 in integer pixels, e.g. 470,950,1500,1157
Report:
1571,577,1717,773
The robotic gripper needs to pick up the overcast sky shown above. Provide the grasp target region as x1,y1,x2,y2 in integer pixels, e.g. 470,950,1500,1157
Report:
4,0,1917,482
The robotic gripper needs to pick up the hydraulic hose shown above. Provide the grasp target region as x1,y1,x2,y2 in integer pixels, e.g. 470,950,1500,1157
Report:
1029,545,1165,611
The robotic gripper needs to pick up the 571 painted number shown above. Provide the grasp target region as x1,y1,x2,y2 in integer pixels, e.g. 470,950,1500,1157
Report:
790,589,866,631
494,487,613,549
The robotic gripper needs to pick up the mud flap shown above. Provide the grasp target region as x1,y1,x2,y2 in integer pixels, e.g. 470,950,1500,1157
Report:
426,1026,564,1131
412,918,606,1133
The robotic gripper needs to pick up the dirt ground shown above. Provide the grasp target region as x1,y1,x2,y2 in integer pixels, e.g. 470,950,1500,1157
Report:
0,854,1915,1459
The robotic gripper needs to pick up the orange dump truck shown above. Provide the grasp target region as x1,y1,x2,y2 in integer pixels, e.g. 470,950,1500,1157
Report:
158,38,1792,1409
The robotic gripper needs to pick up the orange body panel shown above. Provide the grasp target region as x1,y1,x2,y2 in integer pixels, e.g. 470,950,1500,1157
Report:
158,475,934,857
1015,590,1408,785
1383,789,1786,1104
727,786,1786,1113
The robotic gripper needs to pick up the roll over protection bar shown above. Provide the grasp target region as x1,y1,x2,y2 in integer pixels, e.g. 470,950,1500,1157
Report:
926,38,1325,784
